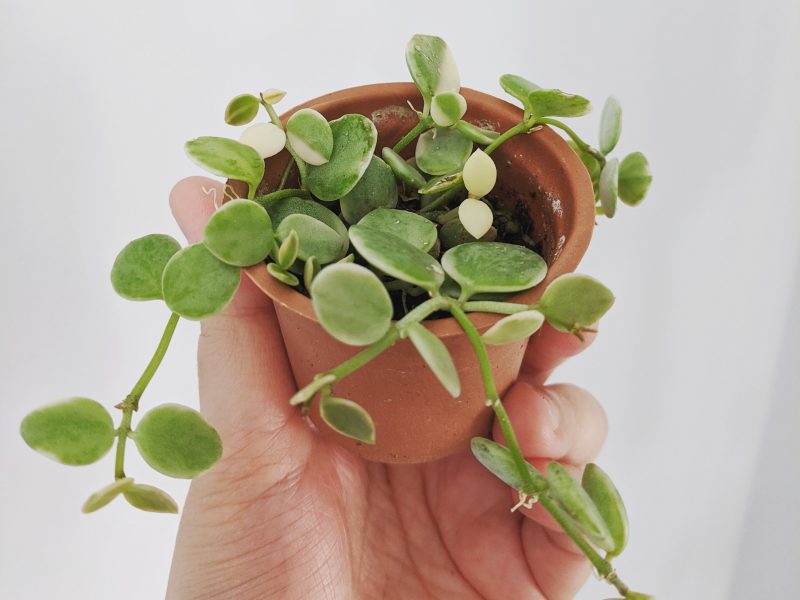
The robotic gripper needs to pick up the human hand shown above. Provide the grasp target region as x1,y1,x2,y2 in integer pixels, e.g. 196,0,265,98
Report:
166,177,608,600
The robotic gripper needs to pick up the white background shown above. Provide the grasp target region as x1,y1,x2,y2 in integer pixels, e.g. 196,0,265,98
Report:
1,1,798,598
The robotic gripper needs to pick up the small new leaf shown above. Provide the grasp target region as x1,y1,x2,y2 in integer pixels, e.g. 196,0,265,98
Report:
599,96,622,154
482,310,545,345
224,94,260,126
123,483,179,514
20,398,115,466
82,478,134,513
278,230,300,270
381,147,427,190
267,262,300,287
319,396,376,444
599,158,619,218
431,92,467,127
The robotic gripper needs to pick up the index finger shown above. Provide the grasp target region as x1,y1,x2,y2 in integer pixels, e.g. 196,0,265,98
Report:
519,323,596,386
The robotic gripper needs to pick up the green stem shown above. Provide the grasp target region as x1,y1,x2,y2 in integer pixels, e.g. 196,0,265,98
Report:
538,117,606,166
327,328,400,381
393,115,433,153
463,301,530,315
448,303,539,497
419,184,465,215
484,121,531,155
261,100,309,190
254,188,310,208
278,157,295,190
113,312,180,479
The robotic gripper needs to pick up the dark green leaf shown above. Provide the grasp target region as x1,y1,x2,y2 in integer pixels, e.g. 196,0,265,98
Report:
110,234,181,301
415,127,473,176
133,404,222,479
618,152,652,206
262,195,348,241
599,158,619,218
340,155,399,224
21,398,115,466
381,147,427,189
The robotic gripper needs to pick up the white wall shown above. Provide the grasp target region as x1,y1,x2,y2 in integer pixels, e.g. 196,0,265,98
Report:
1,1,798,598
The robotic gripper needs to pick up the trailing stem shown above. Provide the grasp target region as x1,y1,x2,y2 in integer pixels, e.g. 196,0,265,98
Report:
113,312,180,479
393,115,434,153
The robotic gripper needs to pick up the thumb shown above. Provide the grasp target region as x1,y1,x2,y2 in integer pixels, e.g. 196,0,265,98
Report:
168,177,300,439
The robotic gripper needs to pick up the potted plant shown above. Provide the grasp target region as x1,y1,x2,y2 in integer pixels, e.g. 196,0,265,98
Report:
19,34,653,598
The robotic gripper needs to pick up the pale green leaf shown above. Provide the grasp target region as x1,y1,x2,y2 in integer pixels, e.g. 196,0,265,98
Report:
599,158,619,218
286,108,334,166
357,208,437,253
320,396,375,444
110,234,181,301
599,96,622,155
405,322,460,397
482,310,545,345
536,273,615,334
184,136,265,195
124,483,178,513
454,120,499,145
82,478,134,513
431,92,467,127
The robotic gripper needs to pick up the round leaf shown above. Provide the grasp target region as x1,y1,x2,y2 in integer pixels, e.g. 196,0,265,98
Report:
133,404,222,479
582,463,629,557
310,263,393,346
471,437,548,492
528,89,592,118
618,152,652,206
340,155,399,224
405,34,460,102
306,114,377,201
357,208,437,253
547,461,614,551
415,127,473,176
110,234,181,301
462,149,497,199
405,322,460,397
286,108,334,166
184,137,265,195
319,396,375,444
224,94,260,126
349,223,445,292
162,244,241,320
482,310,545,345
263,195,348,241
21,398,114,466
240,122,286,159
599,96,622,154
431,92,467,127
536,273,615,334
276,213,347,264
123,483,178,513
599,158,619,218
454,120,499,145
82,478,134,514
441,242,547,298
381,147,427,189
203,199,273,267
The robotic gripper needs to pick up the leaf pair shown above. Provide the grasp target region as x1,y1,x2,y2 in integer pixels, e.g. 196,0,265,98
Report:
500,74,591,119
83,478,178,515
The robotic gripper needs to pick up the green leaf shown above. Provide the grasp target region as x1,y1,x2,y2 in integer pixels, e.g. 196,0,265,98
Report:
277,230,300,269
267,263,300,286
262,195,348,241
311,263,393,346
499,74,540,114
439,219,496,248
357,208,437,253
303,255,320,289
381,147,427,189
528,89,592,118
286,108,334,166
319,395,375,444
482,310,545,345
582,464,629,557
224,93,260,126
599,158,619,218
203,199,273,267
162,244,241,320
547,462,614,551
82,478,134,513
276,213,347,264
441,242,547,298
306,114,377,201
599,96,622,154
405,322,460,397
415,127,473,176
618,152,652,206
110,234,181,301
184,136,265,196
349,223,445,292
340,155,398,224
418,171,463,196
536,273,614,334
133,404,222,479
470,437,548,491
405,34,460,103
123,483,179,514
454,120,499,145
567,141,602,181
20,398,115,466
431,92,467,127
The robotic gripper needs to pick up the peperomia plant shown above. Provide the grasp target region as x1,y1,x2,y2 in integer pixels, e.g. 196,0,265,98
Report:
20,34,653,599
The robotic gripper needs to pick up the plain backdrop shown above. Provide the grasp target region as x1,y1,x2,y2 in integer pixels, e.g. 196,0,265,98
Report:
1,1,798,598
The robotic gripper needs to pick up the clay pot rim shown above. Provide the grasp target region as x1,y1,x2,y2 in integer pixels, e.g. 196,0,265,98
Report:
244,82,595,338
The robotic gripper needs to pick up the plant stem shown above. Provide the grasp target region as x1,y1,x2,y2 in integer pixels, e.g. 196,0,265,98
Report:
462,301,530,315
254,188,310,208
448,303,539,497
538,117,606,166
261,100,309,190
393,115,433,153
113,312,180,479
278,157,295,190
419,184,465,215
484,121,531,155
326,328,400,381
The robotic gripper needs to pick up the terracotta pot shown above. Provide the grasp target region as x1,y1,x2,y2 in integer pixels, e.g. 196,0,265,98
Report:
232,83,595,463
